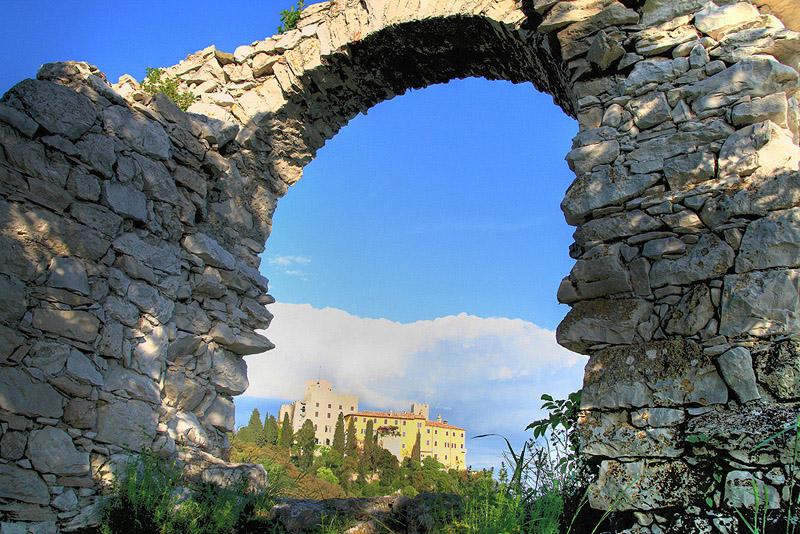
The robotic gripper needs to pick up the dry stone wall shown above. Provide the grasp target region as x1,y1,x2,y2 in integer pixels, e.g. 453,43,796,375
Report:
0,0,799,532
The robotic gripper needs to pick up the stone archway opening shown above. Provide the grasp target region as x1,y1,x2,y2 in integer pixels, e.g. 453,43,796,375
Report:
1,0,799,531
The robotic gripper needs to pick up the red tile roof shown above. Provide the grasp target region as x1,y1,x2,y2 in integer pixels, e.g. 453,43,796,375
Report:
346,411,464,431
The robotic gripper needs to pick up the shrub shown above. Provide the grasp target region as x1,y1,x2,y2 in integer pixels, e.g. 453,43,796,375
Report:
277,0,305,33
140,67,197,111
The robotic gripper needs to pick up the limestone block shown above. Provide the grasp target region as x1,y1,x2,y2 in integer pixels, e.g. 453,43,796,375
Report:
208,322,274,355
173,165,207,196
66,350,103,386
625,57,689,94
732,93,789,127
102,181,147,222
589,460,699,510
581,340,728,409
133,325,168,380
642,237,685,260
725,471,780,509
63,398,97,429
0,102,39,137
182,232,236,270
52,489,78,511
0,431,27,460
0,366,63,417
164,367,206,411
96,398,158,452
204,394,235,431
665,284,715,335
556,298,653,354
641,0,706,26
0,464,50,505
168,411,209,447
103,361,160,404
684,56,799,114
67,167,100,202
173,301,212,334
575,210,661,245
131,153,180,205
8,79,96,140
737,208,800,272
76,133,116,178
630,407,685,428
566,140,620,176
579,411,682,458
628,92,672,130
27,427,90,476
32,306,99,342
650,234,734,288
113,232,181,275
636,26,699,57
663,151,715,190
754,339,800,400
561,169,660,225
587,31,625,69
695,2,762,40
718,121,800,180
102,105,171,160
47,257,89,296
127,280,174,323
717,346,761,402
720,269,800,337
210,348,249,395
0,274,26,323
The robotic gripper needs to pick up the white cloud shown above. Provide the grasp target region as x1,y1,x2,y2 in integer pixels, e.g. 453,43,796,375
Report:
244,303,586,469
267,255,312,279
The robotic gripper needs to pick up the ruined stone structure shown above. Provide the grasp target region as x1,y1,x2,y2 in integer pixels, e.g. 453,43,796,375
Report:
0,0,799,531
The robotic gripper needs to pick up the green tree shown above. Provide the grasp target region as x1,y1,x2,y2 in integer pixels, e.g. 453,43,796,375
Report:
140,68,197,111
264,414,279,445
345,418,358,457
364,419,375,461
280,412,294,448
236,408,263,444
411,431,421,462
295,419,317,469
332,414,346,455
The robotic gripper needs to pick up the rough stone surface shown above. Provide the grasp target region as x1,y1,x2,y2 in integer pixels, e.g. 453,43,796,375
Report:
0,1,799,529
27,427,90,476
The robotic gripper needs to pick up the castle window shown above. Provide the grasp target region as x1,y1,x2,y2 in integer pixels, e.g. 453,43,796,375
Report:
384,419,387,424
427,429,430,434
351,406,354,411
402,432,406,437
402,421,406,426
426,440,429,445
327,413,331,418
402,444,406,449
316,402,319,407
315,411,319,417
445,456,448,460
339,405,342,410
434,441,437,446
328,404,331,408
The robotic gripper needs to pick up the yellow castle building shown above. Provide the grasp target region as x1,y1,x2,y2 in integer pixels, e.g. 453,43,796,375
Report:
345,403,467,470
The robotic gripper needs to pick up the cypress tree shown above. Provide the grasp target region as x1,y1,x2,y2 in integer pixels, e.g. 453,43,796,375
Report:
332,413,346,455
295,419,317,469
264,415,279,445
345,418,358,457
411,431,421,462
280,412,294,448
364,419,374,460
237,408,263,443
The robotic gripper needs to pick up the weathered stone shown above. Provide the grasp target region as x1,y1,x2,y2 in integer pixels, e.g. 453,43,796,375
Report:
127,280,174,323
47,257,89,295
642,237,685,259
589,460,699,510
168,411,209,447
133,324,169,380
732,93,789,127
695,2,762,40
754,340,800,400
32,307,99,342
164,367,206,411
718,121,800,180
205,394,235,431
9,79,96,140
579,410,682,458
52,489,78,512
636,26,699,56
663,151,715,190
575,210,661,245
112,232,181,274
720,269,800,337
96,398,158,452
650,234,734,288
684,56,799,114
27,427,90,475
718,346,761,402
208,322,274,355
566,140,620,176
76,133,116,178
210,349,249,395
102,181,147,222
182,232,236,270
630,407,685,428
0,431,27,461
725,471,780,509
174,165,207,196
66,349,103,386
67,167,101,201
0,274,26,323
63,398,97,429
641,0,706,26
587,31,625,70
0,102,39,137
102,105,170,159
628,92,672,130
0,366,63,417
562,168,660,224
737,207,800,272
665,285,715,335
557,299,653,354
0,464,50,505
103,361,160,404
582,340,727,409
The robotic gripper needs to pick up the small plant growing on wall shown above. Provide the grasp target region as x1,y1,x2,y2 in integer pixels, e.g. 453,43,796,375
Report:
278,0,305,33
141,67,197,111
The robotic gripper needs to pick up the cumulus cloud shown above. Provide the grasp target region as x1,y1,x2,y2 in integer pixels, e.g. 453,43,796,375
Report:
244,303,586,467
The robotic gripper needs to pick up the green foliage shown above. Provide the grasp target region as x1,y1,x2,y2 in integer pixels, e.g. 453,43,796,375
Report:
99,452,275,534
345,417,358,457
140,68,196,111
280,412,294,448
264,414,280,446
332,413,346,455
277,0,305,33
295,419,317,469
316,466,340,485
412,431,422,462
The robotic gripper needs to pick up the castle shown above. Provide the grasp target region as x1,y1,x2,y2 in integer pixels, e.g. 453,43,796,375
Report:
279,381,466,469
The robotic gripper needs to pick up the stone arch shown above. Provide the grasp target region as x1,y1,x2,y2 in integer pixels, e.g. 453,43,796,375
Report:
0,0,799,531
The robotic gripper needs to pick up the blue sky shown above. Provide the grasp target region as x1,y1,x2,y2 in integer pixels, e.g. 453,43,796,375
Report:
2,0,584,471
